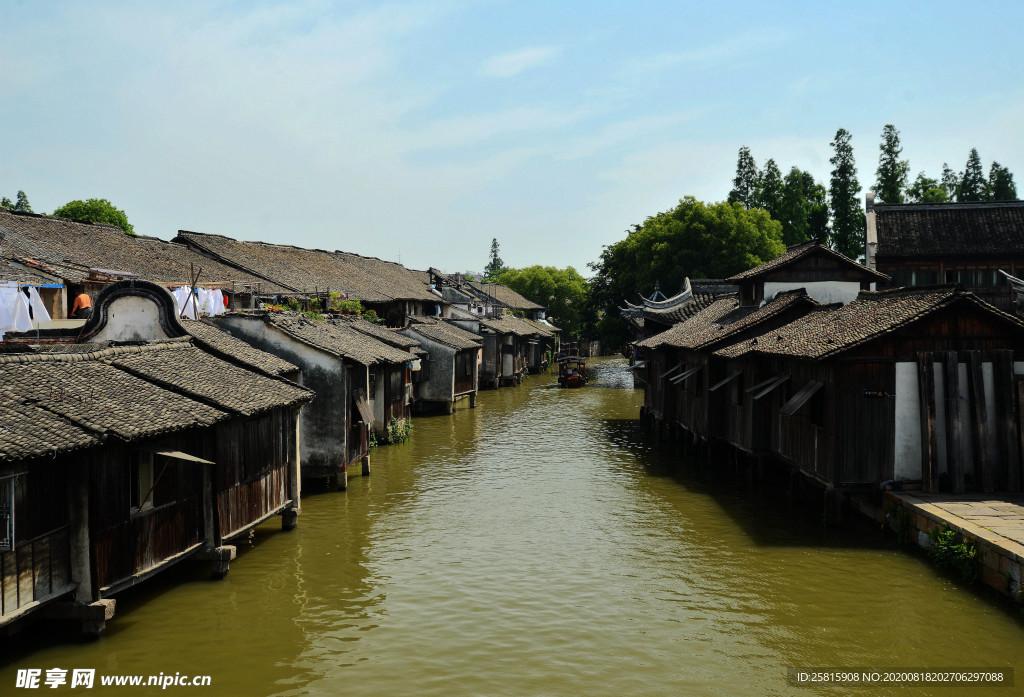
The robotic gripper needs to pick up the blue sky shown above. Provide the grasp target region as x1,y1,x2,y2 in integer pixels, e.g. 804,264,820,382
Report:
2,1,1022,275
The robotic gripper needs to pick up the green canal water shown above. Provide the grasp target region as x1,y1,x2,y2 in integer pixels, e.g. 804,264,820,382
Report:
2,358,1023,696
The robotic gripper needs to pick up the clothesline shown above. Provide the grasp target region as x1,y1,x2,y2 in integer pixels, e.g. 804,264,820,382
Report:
0,281,51,340
171,286,228,320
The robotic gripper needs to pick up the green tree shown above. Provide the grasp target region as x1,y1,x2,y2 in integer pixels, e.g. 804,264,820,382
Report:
0,196,12,209
51,198,135,235
588,197,785,347
484,238,505,280
727,146,759,209
874,124,909,203
907,172,948,203
941,163,959,201
957,148,988,202
755,158,784,219
805,176,830,245
828,128,865,259
13,190,33,213
988,162,1017,201
778,167,811,246
493,265,588,340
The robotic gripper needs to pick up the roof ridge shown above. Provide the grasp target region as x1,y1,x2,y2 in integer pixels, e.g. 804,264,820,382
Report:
0,337,193,364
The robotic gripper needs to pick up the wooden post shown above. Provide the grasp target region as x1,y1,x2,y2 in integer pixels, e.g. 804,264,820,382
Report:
917,352,938,493
994,351,1020,492
966,351,993,492
944,351,965,494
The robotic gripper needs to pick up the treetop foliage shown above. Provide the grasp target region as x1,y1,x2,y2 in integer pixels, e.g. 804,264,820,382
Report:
493,265,588,340
874,124,909,204
484,238,505,280
51,198,135,235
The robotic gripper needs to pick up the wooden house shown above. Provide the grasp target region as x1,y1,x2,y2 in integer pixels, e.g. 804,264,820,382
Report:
448,314,532,388
638,290,819,443
727,241,889,308
213,311,418,486
713,286,1024,493
399,317,482,412
0,281,312,636
866,196,1024,312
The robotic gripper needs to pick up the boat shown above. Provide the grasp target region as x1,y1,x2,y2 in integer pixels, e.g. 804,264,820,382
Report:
557,354,588,388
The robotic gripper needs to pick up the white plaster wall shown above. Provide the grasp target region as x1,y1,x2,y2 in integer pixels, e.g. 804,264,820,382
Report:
1015,361,1024,375
763,281,861,306
893,362,921,481
91,295,173,343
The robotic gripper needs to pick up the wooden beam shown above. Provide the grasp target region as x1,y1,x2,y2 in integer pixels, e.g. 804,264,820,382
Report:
993,350,1021,492
966,351,993,492
944,351,965,494
917,352,938,493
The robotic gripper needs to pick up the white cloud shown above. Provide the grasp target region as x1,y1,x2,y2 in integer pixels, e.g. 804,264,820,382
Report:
480,46,560,78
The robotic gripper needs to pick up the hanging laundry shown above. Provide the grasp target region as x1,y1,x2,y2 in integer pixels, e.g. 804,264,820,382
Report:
7,291,31,332
26,287,51,323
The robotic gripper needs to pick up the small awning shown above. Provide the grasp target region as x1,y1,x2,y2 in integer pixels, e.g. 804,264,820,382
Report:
136,444,214,465
669,365,702,384
353,388,374,424
779,380,824,416
660,361,683,379
747,374,789,400
709,370,741,392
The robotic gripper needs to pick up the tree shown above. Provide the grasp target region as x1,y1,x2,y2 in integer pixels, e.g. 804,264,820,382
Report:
957,148,988,202
493,265,589,340
941,163,959,201
778,167,811,246
828,128,865,259
874,124,909,204
0,196,11,209
484,238,505,280
907,172,948,203
13,190,33,213
755,158,784,219
588,196,785,347
727,146,758,209
51,198,135,235
805,177,830,245
988,162,1017,201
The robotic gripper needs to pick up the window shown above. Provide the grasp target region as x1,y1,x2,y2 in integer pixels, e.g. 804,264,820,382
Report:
0,475,14,551
131,452,155,512
369,372,377,399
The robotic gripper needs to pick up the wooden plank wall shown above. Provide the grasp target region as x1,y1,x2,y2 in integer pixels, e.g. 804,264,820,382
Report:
0,527,71,618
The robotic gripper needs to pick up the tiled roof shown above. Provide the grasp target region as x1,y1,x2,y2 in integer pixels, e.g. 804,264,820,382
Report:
465,281,543,311
714,285,1019,360
726,242,887,281
404,317,482,350
644,292,732,326
875,201,1024,257
330,315,426,355
475,315,541,338
0,344,227,460
173,230,438,303
261,312,416,365
0,209,282,290
108,344,312,416
639,290,817,350
183,319,299,377
1,257,59,285
637,297,740,349
0,392,102,462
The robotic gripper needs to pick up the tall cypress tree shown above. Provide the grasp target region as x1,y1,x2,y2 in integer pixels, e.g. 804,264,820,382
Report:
988,162,1017,201
13,190,33,213
958,148,988,202
828,128,865,259
484,238,505,280
727,146,759,209
755,158,784,219
941,163,959,202
873,124,909,203
778,167,811,246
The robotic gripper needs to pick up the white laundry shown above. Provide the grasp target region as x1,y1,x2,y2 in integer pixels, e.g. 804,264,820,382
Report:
26,287,51,323
7,291,31,332
174,287,198,320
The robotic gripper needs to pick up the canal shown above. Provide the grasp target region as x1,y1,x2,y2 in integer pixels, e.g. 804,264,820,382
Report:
2,358,1023,695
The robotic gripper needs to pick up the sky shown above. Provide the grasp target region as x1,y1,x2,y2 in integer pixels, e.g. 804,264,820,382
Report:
2,0,1023,276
